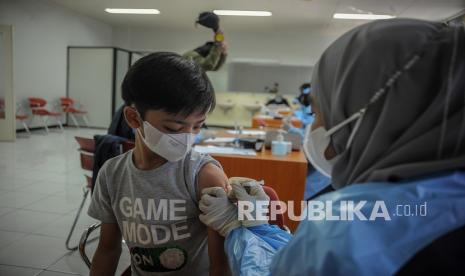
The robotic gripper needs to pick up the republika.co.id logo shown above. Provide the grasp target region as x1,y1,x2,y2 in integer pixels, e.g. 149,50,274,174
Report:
237,200,428,221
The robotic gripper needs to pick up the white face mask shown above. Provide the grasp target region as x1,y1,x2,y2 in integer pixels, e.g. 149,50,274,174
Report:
303,107,367,177
137,121,196,162
303,125,338,177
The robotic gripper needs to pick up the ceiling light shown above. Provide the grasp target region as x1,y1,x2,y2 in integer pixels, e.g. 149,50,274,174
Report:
105,8,160,14
333,13,395,20
213,10,272,16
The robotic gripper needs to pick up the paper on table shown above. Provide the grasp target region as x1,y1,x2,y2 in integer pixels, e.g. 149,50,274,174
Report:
194,145,257,156
204,137,236,143
226,130,266,136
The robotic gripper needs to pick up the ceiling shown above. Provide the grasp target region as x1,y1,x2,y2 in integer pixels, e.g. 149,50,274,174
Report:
49,0,465,33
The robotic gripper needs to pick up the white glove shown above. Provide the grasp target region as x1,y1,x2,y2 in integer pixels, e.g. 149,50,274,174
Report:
230,178,270,227
228,177,267,201
199,187,241,237
228,177,264,198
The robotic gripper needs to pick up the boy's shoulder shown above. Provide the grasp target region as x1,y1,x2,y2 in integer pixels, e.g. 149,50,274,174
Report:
100,150,132,176
186,150,219,170
99,149,218,179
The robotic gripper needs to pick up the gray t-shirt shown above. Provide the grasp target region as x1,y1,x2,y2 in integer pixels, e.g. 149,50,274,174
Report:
88,149,221,276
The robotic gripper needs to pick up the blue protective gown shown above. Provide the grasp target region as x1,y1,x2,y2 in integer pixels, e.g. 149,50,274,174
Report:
293,106,314,130
225,171,465,276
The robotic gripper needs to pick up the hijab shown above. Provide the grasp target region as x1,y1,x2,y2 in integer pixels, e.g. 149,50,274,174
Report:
312,18,465,188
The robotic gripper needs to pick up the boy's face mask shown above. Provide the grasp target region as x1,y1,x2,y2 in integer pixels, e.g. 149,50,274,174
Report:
138,120,196,162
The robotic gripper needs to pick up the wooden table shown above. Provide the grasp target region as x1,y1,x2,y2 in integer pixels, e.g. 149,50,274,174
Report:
210,145,307,232
252,115,302,129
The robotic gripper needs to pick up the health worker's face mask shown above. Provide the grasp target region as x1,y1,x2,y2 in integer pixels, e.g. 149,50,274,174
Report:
303,108,366,178
304,125,337,177
137,120,196,162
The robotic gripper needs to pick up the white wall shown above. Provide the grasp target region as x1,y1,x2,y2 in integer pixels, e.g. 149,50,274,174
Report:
113,26,337,65
115,49,130,110
0,0,113,129
112,26,338,93
68,48,114,128
228,63,313,95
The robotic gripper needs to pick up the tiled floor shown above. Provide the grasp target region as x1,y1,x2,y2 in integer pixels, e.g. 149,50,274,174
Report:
0,128,131,276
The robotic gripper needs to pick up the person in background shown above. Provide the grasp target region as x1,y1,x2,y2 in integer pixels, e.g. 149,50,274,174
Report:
265,82,280,94
265,83,291,108
108,104,135,141
295,83,312,107
89,52,231,276
286,82,314,137
287,82,330,199
183,11,228,72
293,82,314,128
265,94,291,108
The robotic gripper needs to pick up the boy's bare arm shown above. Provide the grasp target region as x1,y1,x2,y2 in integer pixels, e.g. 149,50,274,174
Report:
90,223,122,276
198,163,232,276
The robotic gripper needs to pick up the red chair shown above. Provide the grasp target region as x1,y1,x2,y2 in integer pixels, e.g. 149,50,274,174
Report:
76,136,131,275
29,97,63,133
263,186,288,231
66,137,96,251
60,97,89,128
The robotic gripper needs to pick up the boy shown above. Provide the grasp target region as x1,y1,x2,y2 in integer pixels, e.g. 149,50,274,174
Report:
88,52,230,275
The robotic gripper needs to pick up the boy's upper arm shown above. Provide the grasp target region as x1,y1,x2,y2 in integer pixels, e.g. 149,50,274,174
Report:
197,162,231,274
98,223,122,250
197,162,230,199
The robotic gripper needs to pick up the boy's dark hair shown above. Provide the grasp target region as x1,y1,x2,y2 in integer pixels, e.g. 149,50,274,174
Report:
122,52,215,118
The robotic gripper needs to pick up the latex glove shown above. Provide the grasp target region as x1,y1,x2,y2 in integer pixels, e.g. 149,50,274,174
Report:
230,178,270,227
228,177,266,199
199,187,241,237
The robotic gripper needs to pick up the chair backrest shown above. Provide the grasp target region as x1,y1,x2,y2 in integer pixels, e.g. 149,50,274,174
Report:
60,97,74,110
75,137,95,182
80,152,94,172
263,185,286,230
75,136,95,153
28,97,47,109
75,136,133,185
